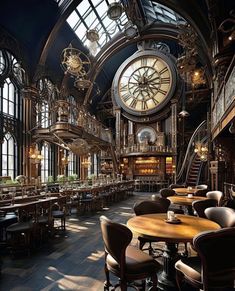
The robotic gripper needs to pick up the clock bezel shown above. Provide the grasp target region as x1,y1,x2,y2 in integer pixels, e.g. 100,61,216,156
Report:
112,50,177,116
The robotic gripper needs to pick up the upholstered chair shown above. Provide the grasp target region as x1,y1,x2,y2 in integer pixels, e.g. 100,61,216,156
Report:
206,190,223,206
100,215,160,291
175,227,235,291
192,199,217,218
205,206,235,228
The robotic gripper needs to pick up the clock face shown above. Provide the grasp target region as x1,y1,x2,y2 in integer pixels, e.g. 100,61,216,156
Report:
137,127,157,144
113,50,177,116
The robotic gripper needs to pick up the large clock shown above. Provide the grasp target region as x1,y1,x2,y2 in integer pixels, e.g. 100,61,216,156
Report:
112,50,177,117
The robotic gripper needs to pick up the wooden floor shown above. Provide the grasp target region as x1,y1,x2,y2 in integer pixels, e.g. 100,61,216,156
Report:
0,192,153,291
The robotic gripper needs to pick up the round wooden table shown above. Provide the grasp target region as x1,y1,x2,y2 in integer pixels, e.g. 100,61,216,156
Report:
173,187,198,195
167,195,208,215
127,213,220,291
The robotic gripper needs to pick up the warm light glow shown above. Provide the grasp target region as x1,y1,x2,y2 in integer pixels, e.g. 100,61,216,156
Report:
194,142,208,161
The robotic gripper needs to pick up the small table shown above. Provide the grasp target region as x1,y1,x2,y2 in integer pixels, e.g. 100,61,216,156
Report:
167,196,208,215
127,213,220,291
173,187,198,196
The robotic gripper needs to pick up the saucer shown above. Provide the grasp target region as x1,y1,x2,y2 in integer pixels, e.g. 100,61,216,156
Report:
164,218,181,224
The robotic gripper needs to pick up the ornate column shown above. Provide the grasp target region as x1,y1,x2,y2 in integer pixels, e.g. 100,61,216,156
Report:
22,85,39,180
128,120,134,148
171,99,178,183
115,108,121,155
171,99,177,152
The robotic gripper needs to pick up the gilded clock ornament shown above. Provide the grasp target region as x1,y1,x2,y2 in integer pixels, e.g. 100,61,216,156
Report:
112,50,177,117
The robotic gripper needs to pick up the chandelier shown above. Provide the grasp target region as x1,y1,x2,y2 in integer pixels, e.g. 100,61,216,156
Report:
61,155,70,166
29,145,43,164
176,24,206,87
194,142,208,161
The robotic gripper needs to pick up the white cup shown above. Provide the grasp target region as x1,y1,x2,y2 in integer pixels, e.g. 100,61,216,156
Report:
167,211,175,221
188,194,193,198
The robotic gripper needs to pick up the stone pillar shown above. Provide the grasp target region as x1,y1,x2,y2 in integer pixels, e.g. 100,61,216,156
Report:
128,120,134,147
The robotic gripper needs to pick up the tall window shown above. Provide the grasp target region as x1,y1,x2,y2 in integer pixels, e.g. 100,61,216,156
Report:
0,49,24,177
2,132,17,178
68,151,77,176
41,143,51,182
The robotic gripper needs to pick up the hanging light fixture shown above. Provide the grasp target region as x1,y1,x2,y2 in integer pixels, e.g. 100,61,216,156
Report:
29,145,43,164
178,83,190,117
86,29,100,56
107,2,123,20
194,142,208,161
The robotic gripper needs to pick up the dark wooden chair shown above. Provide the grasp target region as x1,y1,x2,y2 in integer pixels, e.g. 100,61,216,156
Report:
192,199,217,218
133,198,170,256
205,206,235,228
175,227,235,291
159,188,185,214
100,215,160,291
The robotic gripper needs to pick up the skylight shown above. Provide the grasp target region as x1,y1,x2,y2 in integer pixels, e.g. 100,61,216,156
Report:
66,0,128,55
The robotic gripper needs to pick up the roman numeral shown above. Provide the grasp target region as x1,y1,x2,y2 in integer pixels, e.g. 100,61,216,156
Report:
161,77,170,84
157,88,167,95
120,84,128,92
130,98,137,108
152,98,159,105
159,67,168,75
141,58,147,66
122,93,132,102
142,101,148,110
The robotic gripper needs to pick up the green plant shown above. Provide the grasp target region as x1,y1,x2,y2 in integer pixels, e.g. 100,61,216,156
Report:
57,175,66,182
47,176,54,183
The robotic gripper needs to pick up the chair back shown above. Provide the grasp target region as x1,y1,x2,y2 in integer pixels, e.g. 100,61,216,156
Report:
206,190,223,206
169,184,185,189
193,227,235,289
134,199,170,216
194,188,208,197
100,215,132,265
192,199,217,218
160,188,175,198
205,207,235,227
196,184,208,190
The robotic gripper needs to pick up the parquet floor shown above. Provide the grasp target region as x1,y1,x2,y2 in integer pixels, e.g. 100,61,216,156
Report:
0,192,153,291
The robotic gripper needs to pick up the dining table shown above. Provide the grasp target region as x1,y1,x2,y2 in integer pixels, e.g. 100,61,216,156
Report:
167,195,208,215
127,213,220,291
172,187,198,196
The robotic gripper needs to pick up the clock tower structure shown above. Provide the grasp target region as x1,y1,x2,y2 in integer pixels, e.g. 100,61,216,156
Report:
112,49,180,191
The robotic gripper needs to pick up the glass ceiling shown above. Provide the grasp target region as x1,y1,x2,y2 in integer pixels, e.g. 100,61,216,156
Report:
66,0,186,55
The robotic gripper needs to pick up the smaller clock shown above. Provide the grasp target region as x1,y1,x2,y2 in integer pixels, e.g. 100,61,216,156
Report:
137,127,157,144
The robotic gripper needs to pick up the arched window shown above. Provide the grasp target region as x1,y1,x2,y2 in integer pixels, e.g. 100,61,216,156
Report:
41,142,51,182
2,78,17,117
2,132,17,178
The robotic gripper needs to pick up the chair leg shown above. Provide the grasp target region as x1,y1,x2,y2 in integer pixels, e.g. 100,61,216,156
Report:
175,269,184,291
104,263,112,290
149,273,158,291
120,280,127,291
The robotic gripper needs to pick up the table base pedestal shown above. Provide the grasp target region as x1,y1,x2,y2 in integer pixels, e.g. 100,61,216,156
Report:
158,242,180,291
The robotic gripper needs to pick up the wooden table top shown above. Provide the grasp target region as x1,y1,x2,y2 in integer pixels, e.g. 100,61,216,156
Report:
127,213,220,243
167,195,208,206
173,187,198,195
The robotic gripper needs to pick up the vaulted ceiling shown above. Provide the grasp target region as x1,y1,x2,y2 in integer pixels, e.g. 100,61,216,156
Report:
0,0,234,123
